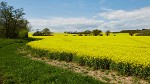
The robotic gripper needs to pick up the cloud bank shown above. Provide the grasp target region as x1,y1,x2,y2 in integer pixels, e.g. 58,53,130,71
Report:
29,17,103,32
99,7,150,31
29,7,150,32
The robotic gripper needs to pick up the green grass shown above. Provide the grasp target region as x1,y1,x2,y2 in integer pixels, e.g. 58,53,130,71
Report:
0,39,106,84
101,76,111,82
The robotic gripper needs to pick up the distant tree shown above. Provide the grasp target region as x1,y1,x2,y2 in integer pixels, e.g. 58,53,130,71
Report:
92,29,102,36
33,28,52,36
64,31,67,33
105,30,110,36
78,32,83,36
129,30,135,36
33,31,42,36
120,29,141,33
42,28,51,36
64,31,78,34
83,30,91,36
0,1,29,38
136,30,150,36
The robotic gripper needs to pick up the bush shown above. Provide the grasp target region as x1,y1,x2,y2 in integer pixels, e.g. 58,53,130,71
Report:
78,33,83,36
18,29,28,38
100,34,103,36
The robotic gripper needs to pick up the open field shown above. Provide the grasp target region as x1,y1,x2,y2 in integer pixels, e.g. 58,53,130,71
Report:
27,33,150,79
1,1,150,84
0,39,105,84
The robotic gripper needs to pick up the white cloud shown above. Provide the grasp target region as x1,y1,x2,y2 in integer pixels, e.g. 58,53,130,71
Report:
29,17,103,32
98,7,150,31
29,7,150,32
100,7,113,12
99,7,150,20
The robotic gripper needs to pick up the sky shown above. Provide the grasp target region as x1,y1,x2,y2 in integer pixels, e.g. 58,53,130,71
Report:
1,0,150,32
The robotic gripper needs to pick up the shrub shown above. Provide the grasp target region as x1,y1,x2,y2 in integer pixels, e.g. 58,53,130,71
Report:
100,34,103,36
18,29,28,38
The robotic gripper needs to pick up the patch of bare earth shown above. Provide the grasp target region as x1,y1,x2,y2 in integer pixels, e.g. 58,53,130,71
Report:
18,48,149,84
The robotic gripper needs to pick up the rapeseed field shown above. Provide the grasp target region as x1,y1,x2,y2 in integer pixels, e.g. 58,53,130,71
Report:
27,34,150,78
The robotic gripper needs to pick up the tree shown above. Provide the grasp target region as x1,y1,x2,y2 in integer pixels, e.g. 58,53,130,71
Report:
42,28,51,36
83,30,91,36
129,30,135,36
92,29,102,36
105,30,110,36
78,32,83,36
33,31,43,36
0,1,29,38
33,28,52,36
136,30,150,36
0,25,5,37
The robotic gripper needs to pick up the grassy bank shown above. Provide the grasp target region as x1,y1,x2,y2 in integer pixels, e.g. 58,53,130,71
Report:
0,39,105,84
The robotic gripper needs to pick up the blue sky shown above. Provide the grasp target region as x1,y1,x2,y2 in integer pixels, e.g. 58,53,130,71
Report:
1,0,150,32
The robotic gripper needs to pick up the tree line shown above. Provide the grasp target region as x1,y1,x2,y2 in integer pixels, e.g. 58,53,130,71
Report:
120,29,150,36
33,29,110,36
64,29,110,36
0,2,30,38
33,28,150,36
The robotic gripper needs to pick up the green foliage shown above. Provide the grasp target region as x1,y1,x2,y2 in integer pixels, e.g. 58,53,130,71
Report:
83,30,91,36
136,30,150,36
129,30,136,36
33,28,52,36
18,29,28,38
92,29,102,36
105,30,110,36
42,28,51,36
78,32,83,36
0,26,5,38
0,2,29,38
0,39,105,84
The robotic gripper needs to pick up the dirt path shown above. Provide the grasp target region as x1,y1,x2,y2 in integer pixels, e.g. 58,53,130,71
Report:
25,54,148,84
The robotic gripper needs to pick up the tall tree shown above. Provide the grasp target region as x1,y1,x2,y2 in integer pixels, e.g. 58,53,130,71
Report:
0,1,29,38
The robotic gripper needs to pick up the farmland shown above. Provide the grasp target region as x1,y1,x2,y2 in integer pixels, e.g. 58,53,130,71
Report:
27,33,150,79
0,39,105,84
1,0,150,84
